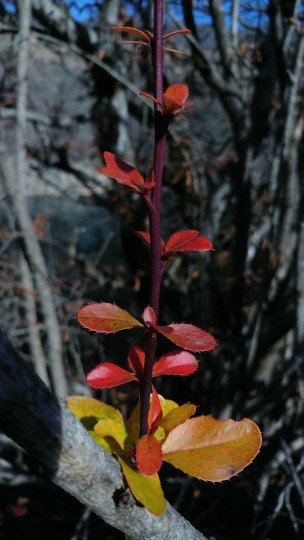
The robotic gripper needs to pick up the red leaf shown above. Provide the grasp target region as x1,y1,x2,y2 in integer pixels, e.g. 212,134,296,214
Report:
148,386,163,434
134,231,166,253
163,84,194,114
87,363,137,389
177,236,212,253
165,230,198,251
100,152,145,193
77,302,143,333
11,506,28,517
154,324,216,352
164,230,212,256
136,434,162,476
134,230,151,246
153,350,198,377
142,306,156,326
127,345,145,378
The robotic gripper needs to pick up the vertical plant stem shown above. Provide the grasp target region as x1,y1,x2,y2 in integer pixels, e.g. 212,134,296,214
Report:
140,0,169,436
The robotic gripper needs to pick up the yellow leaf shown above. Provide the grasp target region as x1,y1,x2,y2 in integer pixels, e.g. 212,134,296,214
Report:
159,395,178,417
154,425,166,442
94,418,128,451
117,457,165,516
162,416,262,481
67,396,124,424
67,396,126,452
124,401,140,451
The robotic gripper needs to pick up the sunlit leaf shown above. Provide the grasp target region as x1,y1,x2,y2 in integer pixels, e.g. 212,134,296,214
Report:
77,302,143,333
87,363,137,389
154,323,216,352
118,457,165,516
127,345,145,379
162,416,262,481
159,395,179,417
94,418,128,451
67,396,125,452
160,403,197,432
136,435,163,476
67,396,124,424
142,306,156,326
153,350,198,376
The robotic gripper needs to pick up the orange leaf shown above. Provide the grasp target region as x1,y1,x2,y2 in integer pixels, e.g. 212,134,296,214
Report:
154,323,216,352
136,435,162,476
117,457,165,516
162,416,262,481
164,83,189,105
163,29,192,40
139,91,160,107
77,302,143,333
160,403,197,432
110,26,153,43
163,84,194,114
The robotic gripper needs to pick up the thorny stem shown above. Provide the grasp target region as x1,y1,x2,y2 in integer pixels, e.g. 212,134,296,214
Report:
139,0,169,436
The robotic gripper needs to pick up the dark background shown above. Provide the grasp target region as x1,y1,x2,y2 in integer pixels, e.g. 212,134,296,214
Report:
0,1,303,539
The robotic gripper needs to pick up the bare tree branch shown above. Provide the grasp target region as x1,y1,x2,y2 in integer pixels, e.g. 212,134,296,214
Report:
0,330,208,540
10,0,68,396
